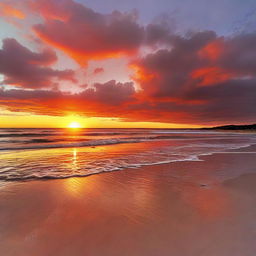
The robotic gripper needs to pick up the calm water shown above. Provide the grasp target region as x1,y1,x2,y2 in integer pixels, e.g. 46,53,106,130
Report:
0,128,255,181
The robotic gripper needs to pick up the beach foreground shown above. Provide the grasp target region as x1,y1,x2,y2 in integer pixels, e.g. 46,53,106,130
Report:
0,151,256,256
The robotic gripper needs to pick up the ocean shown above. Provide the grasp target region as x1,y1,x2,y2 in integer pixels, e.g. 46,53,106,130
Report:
0,128,255,182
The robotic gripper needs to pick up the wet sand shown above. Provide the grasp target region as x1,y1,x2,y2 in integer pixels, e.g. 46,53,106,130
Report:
0,151,256,256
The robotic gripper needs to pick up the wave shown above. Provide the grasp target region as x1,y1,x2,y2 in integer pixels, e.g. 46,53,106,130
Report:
0,138,142,151
0,129,240,138
26,139,57,143
0,137,255,182
1,132,255,151
0,133,52,137
1,143,254,182
0,131,152,138
0,155,201,181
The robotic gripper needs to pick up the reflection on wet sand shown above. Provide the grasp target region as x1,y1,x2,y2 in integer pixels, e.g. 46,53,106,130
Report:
64,178,92,197
180,185,230,219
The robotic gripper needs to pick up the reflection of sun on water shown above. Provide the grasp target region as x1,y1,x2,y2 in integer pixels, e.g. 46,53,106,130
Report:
63,148,97,197
72,148,77,170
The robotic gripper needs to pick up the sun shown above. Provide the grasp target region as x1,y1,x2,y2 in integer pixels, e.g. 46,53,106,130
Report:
68,121,81,129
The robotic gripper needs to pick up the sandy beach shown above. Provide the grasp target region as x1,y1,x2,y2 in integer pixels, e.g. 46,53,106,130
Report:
0,149,255,256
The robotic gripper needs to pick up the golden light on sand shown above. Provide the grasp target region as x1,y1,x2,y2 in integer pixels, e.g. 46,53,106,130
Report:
68,121,81,128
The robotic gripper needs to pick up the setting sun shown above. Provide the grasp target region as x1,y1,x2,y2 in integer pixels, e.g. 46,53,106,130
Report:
68,122,81,128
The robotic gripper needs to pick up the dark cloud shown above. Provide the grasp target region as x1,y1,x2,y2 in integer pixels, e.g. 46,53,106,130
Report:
81,80,136,105
0,80,137,115
133,31,217,97
132,31,256,99
0,38,76,88
129,31,256,124
201,34,256,75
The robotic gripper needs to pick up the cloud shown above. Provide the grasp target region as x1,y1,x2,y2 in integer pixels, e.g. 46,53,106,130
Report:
128,31,256,124
0,80,137,115
132,31,256,98
200,34,256,76
0,76,255,125
132,31,217,97
93,67,104,75
81,80,136,105
0,38,76,88
0,2,25,19
1,30,256,125
0,0,255,125
31,0,144,64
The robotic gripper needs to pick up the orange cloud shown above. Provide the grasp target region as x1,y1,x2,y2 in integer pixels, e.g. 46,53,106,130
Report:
31,0,143,64
191,67,232,86
199,39,224,61
0,2,25,19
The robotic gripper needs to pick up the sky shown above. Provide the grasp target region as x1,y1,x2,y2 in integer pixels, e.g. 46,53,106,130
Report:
0,0,255,128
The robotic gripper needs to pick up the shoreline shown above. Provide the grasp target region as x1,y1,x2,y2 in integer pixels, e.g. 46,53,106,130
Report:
1,143,256,184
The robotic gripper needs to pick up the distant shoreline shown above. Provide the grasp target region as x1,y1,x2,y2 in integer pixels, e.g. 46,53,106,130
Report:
201,124,256,131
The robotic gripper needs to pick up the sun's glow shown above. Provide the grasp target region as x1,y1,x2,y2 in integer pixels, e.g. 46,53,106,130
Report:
68,121,81,128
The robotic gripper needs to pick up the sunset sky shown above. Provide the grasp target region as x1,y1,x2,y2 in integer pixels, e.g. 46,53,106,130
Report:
0,0,255,128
